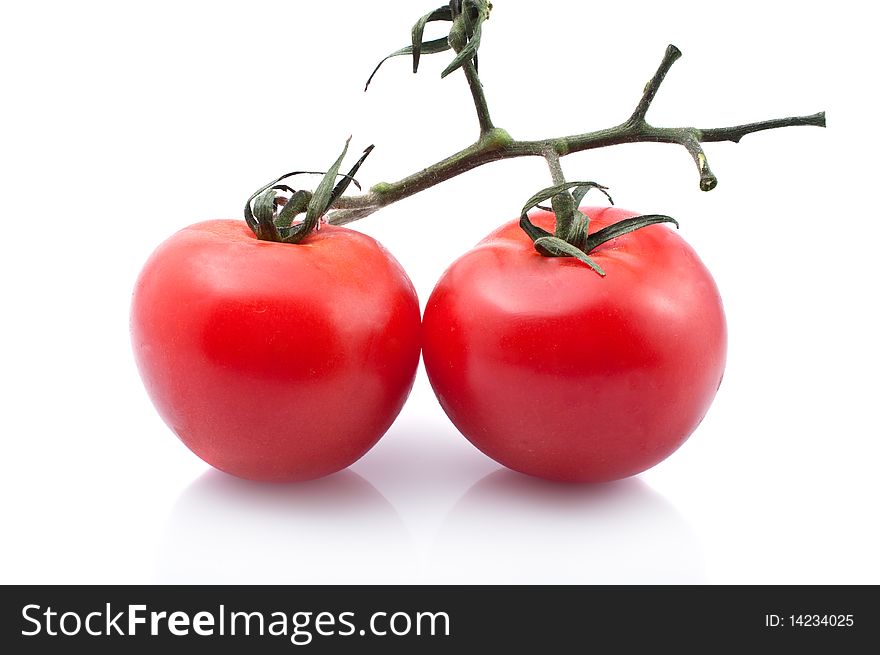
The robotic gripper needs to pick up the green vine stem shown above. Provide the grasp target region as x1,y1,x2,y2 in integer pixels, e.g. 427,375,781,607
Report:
248,1,825,247
447,2,494,135
325,39,824,226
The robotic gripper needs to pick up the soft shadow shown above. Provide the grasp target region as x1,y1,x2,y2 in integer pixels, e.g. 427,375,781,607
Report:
154,469,413,584
353,422,502,498
428,469,706,584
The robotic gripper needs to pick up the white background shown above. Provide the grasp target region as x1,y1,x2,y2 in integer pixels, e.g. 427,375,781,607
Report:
2,0,876,584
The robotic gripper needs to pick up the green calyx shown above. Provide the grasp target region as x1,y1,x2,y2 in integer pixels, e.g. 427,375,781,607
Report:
244,139,374,243
364,0,491,91
518,183,679,277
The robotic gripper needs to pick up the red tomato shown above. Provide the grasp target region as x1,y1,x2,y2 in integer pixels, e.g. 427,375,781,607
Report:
131,220,421,482
422,207,727,483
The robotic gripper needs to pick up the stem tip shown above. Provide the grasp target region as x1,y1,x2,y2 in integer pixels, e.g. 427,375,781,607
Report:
700,176,718,192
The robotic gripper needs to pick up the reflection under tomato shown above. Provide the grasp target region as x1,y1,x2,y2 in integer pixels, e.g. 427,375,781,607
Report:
154,469,413,584
430,469,705,583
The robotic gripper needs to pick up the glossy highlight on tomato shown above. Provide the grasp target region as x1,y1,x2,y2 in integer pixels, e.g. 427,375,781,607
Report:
131,220,421,482
422,207,727,483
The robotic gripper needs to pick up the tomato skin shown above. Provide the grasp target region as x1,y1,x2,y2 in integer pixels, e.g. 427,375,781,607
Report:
422,207,727,483
131,220,421,482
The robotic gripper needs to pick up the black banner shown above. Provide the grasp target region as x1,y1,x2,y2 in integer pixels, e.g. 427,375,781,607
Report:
1,586,875,653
